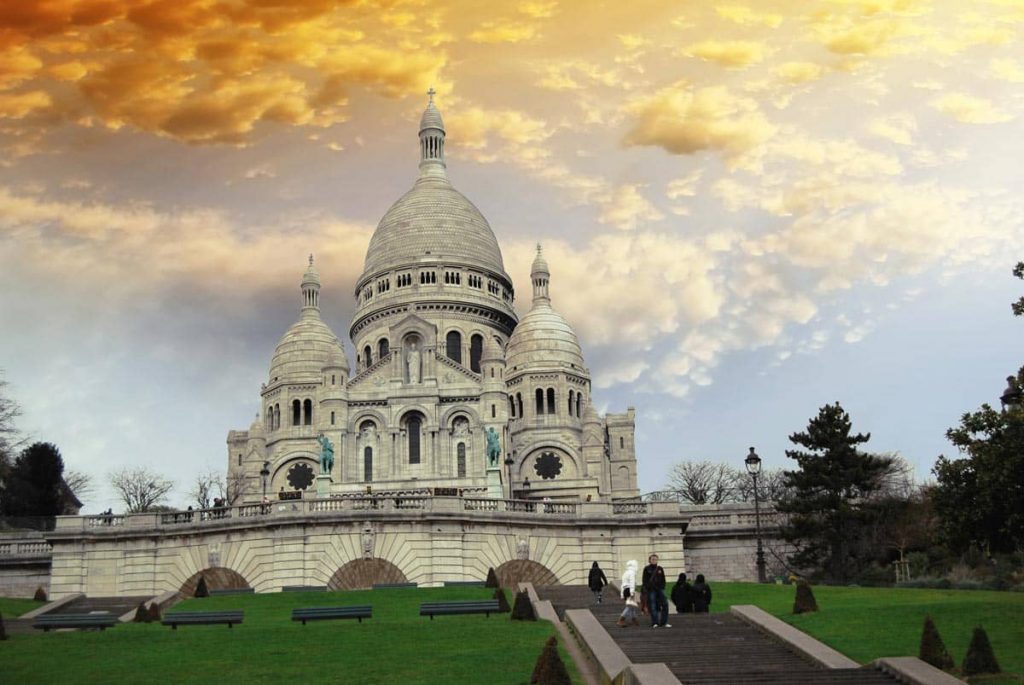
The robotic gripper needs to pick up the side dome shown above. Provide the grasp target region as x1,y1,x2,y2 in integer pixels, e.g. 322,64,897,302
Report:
505,304,585,372
268,317,349,382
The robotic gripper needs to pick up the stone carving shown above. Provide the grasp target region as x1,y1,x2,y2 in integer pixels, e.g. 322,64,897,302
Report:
406,340,421,383
208,544,221,568
453,417,469,437
360,423,377,441
317,433,334,475
361,525,375,559
516,538,529,560
485,427,501,468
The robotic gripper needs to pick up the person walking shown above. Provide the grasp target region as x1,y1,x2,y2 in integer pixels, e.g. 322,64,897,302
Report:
642,554,670,628
692,573,713,613
616,559,640,627
588,561,608,604
670,572,693,614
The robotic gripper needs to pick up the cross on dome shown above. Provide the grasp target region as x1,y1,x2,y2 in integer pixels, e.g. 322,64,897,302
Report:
309,253,314,266
427,87,436,103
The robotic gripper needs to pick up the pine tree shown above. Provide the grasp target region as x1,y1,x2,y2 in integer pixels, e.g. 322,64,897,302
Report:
194,575,209,598
485,567,500,588
495,588,511,612
918,616,954,670
0,442,66,517
777,403,892,582
962,626,1001,675
511,590,536,621
792,580,818,614
531,636,571,685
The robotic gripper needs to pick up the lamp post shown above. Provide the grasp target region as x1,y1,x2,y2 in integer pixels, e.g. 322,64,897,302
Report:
505,454,515,500
1000,375,1022,412
745,446,767,583
260,461,270,498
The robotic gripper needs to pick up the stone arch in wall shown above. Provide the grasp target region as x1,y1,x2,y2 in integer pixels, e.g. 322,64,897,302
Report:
327,558,409,590
495,559,558,588
179,567,250,596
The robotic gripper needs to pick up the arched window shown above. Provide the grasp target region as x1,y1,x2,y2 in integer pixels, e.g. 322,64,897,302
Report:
303,399,312,425
330,411,335,425
576,393,582,418
378,338,389,360
237,453,242,466
266,407,273,431
446,330,462,363
407,414,422,464
620,436,624,449
535,388,544,415
546,388,556,415
292,399,301,426
457,443,466,478
568,390,575,416
274,404,280,430
363,346,373,369
364,446,373,482
509,396,516,418
491,403,496,418
516,393,523,418
469,334,483,372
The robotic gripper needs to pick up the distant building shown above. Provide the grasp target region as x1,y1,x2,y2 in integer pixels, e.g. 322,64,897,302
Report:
227,95,640,502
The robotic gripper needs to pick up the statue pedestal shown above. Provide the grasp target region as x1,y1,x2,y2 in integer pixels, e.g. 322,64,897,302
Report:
486,468,503,500
315,474,332,498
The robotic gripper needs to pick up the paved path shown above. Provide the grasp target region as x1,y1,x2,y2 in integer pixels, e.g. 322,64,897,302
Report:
537,585,899,685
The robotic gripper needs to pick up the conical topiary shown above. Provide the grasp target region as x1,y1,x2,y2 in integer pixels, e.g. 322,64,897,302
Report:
194,575,209,598
133,602,148,623
962,625,1001,676
485,567,500,588
530,636,571,685
918,615,954,670
511,590,536,621
33,586,47,602
0,611,7,641
792,580,818,614
146,602,162,623
495,588,511,612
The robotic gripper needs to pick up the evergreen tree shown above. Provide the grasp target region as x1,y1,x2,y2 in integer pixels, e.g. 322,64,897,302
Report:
531,636,571,685
918,615,954,670
495,587,511,612
511,590,536,621
133,602,148,623
0,611,6,641
33,586,47,602
485,567,500,588
777,403,892,582
792,580,818,614
962,626,1001,675
146,602,162,623
1,442,65,517
194,575,209,598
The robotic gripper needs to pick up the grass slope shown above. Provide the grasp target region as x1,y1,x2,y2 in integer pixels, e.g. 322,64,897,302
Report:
0,587,581,685
709,583,1023,680
0,596,45,618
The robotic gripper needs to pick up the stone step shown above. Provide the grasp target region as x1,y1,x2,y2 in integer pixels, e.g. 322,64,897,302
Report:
59,595,152,616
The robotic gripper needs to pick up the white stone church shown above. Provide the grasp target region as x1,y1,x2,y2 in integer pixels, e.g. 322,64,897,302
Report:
227,95,640,503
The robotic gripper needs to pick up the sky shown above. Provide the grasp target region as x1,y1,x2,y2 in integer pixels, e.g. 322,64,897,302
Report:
0,0,1022,513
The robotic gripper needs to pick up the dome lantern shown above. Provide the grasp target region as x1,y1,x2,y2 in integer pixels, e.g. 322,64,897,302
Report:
301,253,321,317
419,87,446,176
531,243,550,303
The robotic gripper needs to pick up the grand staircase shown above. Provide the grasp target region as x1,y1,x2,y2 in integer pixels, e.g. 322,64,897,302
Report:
536,585,900,685
58,595,152,618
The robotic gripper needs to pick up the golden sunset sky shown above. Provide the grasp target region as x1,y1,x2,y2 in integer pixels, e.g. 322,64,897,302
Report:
1,0,1022,509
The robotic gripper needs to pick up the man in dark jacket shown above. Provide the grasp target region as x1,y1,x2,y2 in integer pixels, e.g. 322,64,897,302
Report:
588,561,608,603
641,554,670,627
692,573,712,613
670,572,693,613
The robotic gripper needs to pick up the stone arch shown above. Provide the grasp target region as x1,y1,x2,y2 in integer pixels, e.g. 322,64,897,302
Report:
439,404,479,428
328,558,408,590
397,404,435,430
272,453,318,492
519,444,580,481
349,409,387,433
180,567,250,596
495,559,558,588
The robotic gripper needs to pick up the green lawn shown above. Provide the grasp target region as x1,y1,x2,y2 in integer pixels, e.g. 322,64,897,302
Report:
0,596,45,618
0,587,581,685
711,583,1024,682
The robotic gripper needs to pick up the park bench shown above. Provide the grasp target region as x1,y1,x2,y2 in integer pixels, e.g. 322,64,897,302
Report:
33,612,118,632
291,605,372,625
442,581,485,587
207,588,254,596
419,600,500,620
162,610,244,629
282,585,327,592
372,582,417,589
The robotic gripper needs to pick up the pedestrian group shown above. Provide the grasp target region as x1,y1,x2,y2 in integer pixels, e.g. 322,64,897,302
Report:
587,555,712,628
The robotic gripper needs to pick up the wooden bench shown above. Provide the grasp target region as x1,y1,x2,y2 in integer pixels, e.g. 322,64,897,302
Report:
207,588,254,596
372,582,417,589
282,585,327,592
419,600,500,620
162,610,244,629
443,581,486,587
33,612,118,632
291,605,372,625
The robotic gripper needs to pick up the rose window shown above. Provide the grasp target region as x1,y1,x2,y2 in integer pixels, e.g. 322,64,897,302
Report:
534,451,562,480
287,462,315,490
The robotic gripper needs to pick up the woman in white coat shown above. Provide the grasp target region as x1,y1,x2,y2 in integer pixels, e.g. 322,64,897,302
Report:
617,559,640,627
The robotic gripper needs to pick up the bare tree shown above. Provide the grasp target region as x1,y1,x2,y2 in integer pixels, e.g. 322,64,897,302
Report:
869,452,916,500
666,460,738,504
734,467,790,503
0,372,26,478
108,467,174,513
189,471,219,509
63,470,94,504
223,469,252,505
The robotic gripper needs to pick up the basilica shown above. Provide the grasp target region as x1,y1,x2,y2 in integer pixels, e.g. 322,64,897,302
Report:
227,95,640,503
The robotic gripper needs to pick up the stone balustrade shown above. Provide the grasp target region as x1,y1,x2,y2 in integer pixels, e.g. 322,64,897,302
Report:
0,539,52,557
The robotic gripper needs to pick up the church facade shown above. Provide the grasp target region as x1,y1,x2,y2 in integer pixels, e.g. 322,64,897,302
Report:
227,96,640,503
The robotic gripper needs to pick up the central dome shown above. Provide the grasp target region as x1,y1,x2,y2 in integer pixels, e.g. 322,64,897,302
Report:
362,173,507,277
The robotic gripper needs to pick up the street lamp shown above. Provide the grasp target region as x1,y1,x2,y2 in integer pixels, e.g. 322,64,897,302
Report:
1000,376,1022,412
504,454,515,500
745,447,767,583
260,461,271,498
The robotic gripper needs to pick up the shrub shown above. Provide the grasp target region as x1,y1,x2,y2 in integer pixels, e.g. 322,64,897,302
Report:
962,626,1001,676
918,616,954,670
793,580,818,614
511,590,536,621
495,588,511,612
194,575,209,598
530,636,571,685
133,603,148,623
485,567,500,588
33,586,47,602
146,602,162,623
0,611,7,641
